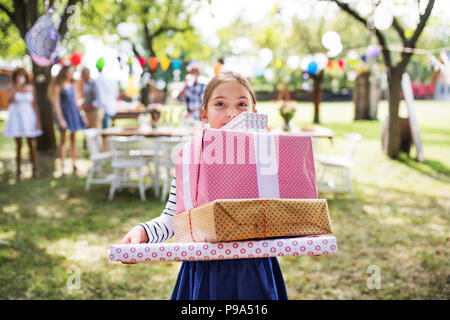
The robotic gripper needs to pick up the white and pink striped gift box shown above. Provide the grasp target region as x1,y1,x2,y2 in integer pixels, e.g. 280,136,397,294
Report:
221,112,268,132
109,235,337,263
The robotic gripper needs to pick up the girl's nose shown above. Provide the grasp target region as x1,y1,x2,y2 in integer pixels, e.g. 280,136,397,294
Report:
227,109,238,118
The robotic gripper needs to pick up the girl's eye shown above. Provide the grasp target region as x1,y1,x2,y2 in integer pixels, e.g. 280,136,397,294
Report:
214,102,225,107
238,102,248,107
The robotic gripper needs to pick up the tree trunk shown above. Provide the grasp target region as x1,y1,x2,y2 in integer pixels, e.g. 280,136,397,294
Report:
32,63,56,153
354,72,371,120
312,72,323,124
384,66,404,159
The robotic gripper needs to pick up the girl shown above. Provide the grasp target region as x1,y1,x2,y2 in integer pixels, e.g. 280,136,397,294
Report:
4,68,42,179
49,65,86,175
120,71,288,300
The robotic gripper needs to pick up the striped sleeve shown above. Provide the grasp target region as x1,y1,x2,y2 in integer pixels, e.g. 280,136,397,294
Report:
139,176,177,243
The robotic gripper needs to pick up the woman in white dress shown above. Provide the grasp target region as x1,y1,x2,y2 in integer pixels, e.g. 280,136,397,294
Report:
4,68,42,179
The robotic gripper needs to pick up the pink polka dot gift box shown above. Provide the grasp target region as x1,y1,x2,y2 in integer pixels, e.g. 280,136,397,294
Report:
109,235,337,263
174,128,317,215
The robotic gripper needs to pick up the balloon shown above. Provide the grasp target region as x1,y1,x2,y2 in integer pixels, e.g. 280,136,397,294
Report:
96,57,105,70
366,44,380,58
264,68,274,82
148,57,159,70
286,55,301,69
373,5,393,31
275,59,283,68
301,55,314,71
303,72,309,80
338,60,345,69
327,42,343,58
259,48,273,67
70,52,82,66
171,59,182,70
307,61,318,74
321,31,341,50
117,56,121,63
116,22,138,38
361,55,367,63
252,63,265,77
138,56,146,68
315,53,328,71
160,57,171,71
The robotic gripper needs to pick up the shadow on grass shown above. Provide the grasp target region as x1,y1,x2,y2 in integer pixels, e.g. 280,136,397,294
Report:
397,153,450,183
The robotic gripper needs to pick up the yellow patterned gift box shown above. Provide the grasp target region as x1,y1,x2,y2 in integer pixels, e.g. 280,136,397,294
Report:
173,198,333,243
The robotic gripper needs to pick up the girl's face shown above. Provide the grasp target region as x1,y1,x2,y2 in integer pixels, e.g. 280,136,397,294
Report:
65,67,74,81
201,81,255,129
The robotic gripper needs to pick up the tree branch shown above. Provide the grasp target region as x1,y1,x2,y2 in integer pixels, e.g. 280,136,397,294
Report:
407,0,435,47
392,17,406,45
58,0,82,38
329,0,392,68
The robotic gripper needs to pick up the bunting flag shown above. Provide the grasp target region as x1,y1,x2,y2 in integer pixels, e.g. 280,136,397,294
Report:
148,57,159,70
160,57,171,71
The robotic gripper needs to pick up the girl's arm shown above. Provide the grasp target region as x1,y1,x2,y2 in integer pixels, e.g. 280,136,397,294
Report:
31,85,41,130
139,176,176,243
6,85,15,103
52,85,67,129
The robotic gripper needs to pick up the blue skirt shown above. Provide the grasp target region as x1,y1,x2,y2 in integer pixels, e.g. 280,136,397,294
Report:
170,257,288,300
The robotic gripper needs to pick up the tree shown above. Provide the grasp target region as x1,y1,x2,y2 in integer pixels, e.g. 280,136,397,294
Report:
326,0,435,159
104,0,206,104
0,0,83,152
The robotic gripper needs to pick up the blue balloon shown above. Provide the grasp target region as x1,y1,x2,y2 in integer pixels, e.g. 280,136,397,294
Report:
361,55,367,63
307,61,318,74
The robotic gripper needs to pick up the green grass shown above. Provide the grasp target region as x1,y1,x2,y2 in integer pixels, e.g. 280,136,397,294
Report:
0,100,449,299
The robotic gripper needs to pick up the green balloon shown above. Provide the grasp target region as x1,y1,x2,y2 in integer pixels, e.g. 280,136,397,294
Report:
96,57,105,70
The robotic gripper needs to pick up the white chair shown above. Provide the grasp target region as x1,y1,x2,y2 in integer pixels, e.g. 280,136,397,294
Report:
107,135,152,201
155,136,191,202
84,128,113,191
316,133,362,198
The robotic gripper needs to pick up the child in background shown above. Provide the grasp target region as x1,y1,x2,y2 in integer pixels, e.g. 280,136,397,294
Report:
120,71,288,300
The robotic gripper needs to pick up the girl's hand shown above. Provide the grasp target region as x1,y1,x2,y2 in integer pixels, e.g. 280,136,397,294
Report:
59,118,67,130
120,225,148,244
120,225,148,264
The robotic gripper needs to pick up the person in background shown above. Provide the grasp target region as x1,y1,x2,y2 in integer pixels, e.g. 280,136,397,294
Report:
94,58,118,129
177,60,205,121
213,57,224,75
80,67,104,129
4,67,42,179
49,65,87,175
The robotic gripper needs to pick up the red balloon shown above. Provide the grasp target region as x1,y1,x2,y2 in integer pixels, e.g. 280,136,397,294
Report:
338,60,344,69
70,52,82,66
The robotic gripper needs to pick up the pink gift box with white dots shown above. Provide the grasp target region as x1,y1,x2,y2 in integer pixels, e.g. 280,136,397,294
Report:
109,235,337,263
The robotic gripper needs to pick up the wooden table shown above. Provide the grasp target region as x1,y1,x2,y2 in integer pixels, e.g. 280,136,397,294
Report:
111,109,150,126
101,126,193,138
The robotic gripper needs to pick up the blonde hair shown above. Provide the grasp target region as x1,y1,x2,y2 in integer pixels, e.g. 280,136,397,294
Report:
201,71,257,111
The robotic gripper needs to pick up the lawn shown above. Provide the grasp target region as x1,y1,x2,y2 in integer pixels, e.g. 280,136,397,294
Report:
0,100,449,299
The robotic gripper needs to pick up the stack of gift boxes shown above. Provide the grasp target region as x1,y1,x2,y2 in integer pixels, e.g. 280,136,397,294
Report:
110,112,338,263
